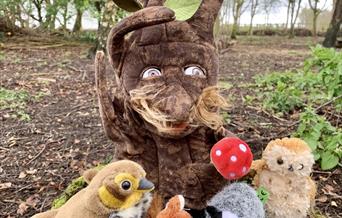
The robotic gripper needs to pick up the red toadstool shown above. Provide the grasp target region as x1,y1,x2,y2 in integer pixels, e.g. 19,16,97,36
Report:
210,137,253,180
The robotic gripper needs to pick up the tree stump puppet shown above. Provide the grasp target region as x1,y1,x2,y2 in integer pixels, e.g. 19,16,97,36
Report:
95,0,234,210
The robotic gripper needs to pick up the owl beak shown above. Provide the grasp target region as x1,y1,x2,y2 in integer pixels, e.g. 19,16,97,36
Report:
137,178,154,191
288,164,294,172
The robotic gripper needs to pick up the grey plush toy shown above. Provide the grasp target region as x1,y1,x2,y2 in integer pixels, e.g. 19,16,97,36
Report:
206,183,265,218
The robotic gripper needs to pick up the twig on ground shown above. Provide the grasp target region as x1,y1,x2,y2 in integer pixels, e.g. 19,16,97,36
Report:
26,144,47,166
315,95,342,112
14,184,32,194
287,95,342,128
246,105,289,123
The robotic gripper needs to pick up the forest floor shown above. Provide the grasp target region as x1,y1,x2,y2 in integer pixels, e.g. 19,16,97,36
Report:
0,35,341,217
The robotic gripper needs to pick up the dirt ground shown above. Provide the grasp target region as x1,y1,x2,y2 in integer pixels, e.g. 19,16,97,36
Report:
0,35,341,217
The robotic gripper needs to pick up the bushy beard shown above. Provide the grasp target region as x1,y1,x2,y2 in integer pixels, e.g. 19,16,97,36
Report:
129,84,228,133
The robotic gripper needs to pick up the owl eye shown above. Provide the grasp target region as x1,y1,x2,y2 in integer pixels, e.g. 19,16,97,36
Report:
184,66,206,77
277,157,284,165
142,68,162,79
298,164,304,170
121,180,132,190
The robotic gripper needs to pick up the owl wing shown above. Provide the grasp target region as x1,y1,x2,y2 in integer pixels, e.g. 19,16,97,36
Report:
251,159,267,187
307,177,317,208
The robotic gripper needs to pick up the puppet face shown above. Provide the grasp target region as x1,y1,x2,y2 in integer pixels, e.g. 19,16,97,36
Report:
106,1,225,137
125,40,222,137
263,144,314,176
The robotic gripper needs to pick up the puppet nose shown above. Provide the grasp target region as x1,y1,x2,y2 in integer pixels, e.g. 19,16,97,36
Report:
154,85,192,121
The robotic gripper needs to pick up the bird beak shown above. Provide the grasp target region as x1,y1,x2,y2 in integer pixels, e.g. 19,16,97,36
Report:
137,178,154,192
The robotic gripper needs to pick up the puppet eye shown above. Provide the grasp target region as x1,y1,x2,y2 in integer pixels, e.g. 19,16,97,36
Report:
184,66,206,77
142,68,162,79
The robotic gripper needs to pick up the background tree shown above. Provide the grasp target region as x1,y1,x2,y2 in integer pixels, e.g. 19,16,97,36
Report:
73,0,90,32
299,8,332,33
262,0,280,25
308,0,327,37
248,0,259,35
219,0,233,35
323,0,342,47
231,0,245,39
289,0,302,37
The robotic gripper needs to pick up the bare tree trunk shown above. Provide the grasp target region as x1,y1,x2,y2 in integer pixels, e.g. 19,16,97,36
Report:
308,0,322,37
31,0,44,24
231,0,244,39
231,14,239,39
323,0,342,47
285,0,291,29
0,16,21,33
96,0,118,50
289,0,302,38
313,12,318,37
248,0,258,35
73,8,83,32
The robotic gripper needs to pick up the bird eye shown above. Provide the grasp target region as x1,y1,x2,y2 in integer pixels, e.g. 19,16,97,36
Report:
142,68,162,79
121,180,132,190
184,66,206,77
298,164,304,170
277,157,284,165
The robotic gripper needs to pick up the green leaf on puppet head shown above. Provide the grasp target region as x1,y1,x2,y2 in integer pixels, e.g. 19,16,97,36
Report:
113,0,143,12
320,151,339,170
164,0,201,21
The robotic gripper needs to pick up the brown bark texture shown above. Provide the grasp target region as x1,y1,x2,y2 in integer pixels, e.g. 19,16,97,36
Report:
323,0,342,47
95,0,235,210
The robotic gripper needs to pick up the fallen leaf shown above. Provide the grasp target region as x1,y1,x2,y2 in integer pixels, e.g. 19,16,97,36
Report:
324,184,335,192
17,202,28,215
19,172,27,179
316,195,328,203
26,169,37,175
331,201,337,207
319,176,328,181
0,182,12,190
25,195,39,207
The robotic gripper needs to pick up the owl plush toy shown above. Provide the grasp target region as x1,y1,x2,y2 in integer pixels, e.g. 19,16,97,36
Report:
95,0,234,214
252,138,316,218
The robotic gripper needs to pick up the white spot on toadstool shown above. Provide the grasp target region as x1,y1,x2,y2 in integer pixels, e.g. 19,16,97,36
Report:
229,172,236,178
216,150,222,156
239,144,247,152
242,167,247,173
230,155,237,162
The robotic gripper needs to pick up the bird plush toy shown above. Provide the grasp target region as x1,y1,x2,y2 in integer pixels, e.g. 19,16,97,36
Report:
251,138,316,218
33,160,154,218
157,195,192,218
157,183,264,218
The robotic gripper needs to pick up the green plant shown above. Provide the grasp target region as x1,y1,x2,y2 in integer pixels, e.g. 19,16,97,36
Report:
52,176,87,209
304,46,342,109
0,87,31,120
293,108,341,170
52,164,106,209
0,51,5,61
76,31,97,43
251,46,342,170
253,46,342,114
164,0,201,20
